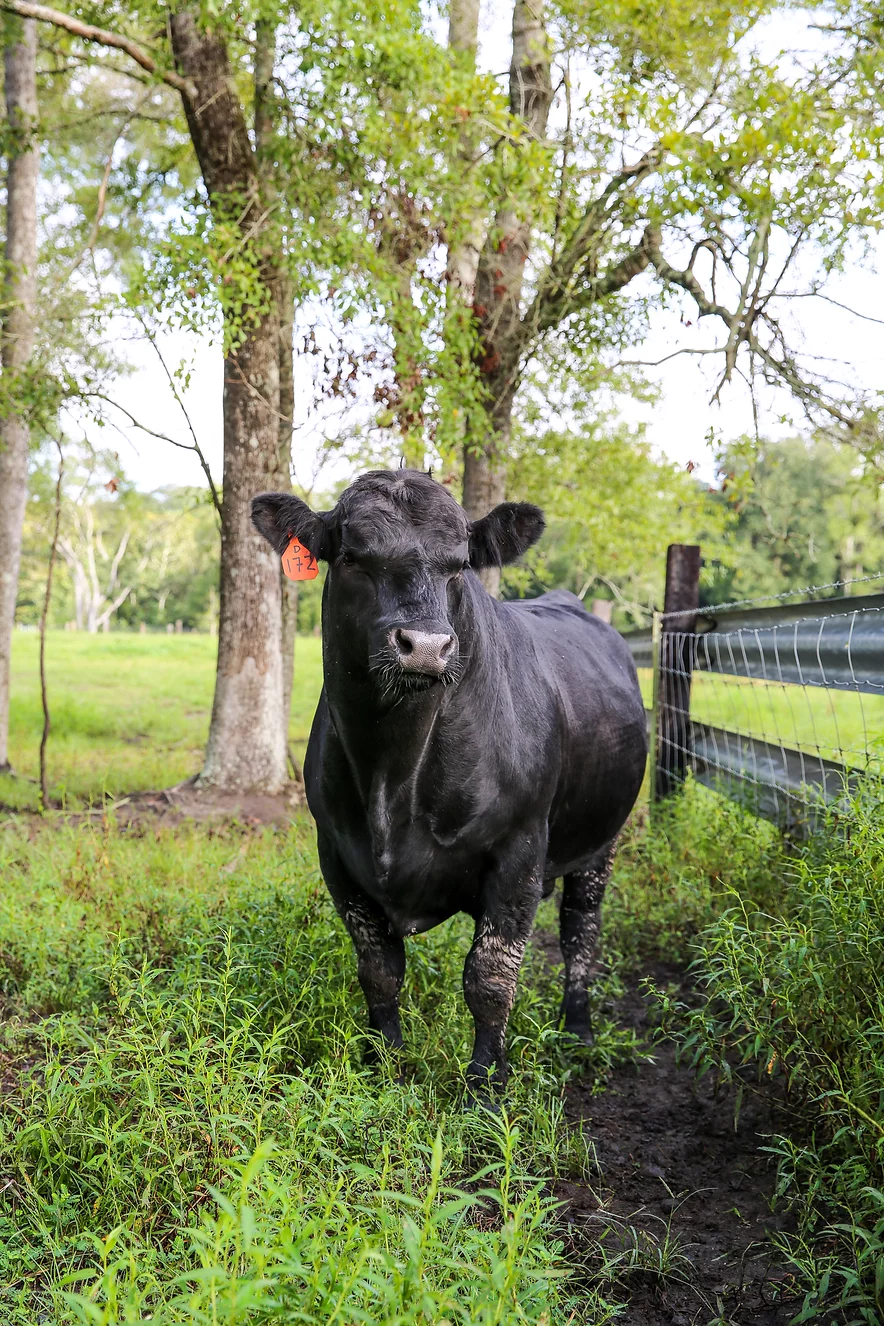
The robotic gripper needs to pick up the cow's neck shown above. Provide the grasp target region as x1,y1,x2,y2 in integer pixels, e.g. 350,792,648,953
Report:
327,680,446,808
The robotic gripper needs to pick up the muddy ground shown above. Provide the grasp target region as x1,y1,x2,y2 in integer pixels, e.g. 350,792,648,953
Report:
553,954,802,1324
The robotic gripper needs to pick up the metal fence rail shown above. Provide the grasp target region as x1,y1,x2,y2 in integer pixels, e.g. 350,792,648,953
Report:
622,583,884,833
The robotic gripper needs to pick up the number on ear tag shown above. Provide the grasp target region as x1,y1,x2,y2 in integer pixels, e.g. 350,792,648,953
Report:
281,536,319,582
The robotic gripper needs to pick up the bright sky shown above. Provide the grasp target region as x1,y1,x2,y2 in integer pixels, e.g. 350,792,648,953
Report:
63,5,884,496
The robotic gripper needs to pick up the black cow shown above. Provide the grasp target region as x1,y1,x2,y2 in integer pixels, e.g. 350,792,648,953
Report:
252,470,647,1096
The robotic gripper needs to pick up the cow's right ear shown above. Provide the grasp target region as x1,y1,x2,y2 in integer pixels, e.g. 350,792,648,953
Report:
251,493,332,561
469,501,545,568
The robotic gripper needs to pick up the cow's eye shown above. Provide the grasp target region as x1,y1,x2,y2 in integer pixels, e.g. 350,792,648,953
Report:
341,551,356,567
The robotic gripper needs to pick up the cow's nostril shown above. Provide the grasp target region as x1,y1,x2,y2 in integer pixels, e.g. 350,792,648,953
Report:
390,628,457,675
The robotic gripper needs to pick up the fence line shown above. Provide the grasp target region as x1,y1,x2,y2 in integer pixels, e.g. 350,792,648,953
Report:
621,566,884,833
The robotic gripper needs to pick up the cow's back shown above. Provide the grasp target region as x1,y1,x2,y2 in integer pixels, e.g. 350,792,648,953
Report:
499,590,647,873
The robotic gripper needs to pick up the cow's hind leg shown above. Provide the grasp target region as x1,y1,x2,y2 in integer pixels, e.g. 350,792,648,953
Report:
318,834,405,1050
559,840,616,1044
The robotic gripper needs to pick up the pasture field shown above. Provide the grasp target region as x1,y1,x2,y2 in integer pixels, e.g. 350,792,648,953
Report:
637,668,884,769
0,632,881,1322
0,633,324,812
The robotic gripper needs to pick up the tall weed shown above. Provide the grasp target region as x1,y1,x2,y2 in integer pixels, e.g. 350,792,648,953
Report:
0,816,633,1324
657,788,884,1323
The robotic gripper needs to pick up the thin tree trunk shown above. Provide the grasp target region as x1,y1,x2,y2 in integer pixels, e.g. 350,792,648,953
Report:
444,0,485,493
255,18,298,763
464,0,552,595
171,9,287,794
39,440,63,808
0,16,38,772
389,254,425,468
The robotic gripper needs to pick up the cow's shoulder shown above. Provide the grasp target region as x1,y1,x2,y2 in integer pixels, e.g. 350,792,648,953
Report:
501,589,604,635
498,590,641,701
508,588,588,617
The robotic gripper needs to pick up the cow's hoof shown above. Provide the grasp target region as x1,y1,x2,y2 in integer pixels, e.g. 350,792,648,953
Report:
463,1087,502,1115
463,1066,505,1112
563,1022,594,1047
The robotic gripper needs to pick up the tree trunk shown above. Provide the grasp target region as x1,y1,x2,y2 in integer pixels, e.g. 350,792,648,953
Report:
0,16,39,772
277,280,299,752
201,320,287,792
255,18,298,758
446,0,483,299
390,256,426,468
171,10,287,794
445,0,487,508
465,0,552,596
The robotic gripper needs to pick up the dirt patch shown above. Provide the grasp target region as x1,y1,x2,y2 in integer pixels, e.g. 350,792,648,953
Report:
550,949,802,1323
1,777,308,832
113,777,307,828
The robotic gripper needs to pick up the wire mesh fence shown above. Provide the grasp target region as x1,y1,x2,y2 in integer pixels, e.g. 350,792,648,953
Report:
621,573,884,833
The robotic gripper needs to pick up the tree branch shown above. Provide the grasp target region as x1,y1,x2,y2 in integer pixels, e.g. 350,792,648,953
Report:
3,1,196,98
94,583,132,632
643,226,859,429
85,391,223,507
132,315,222,518
643,226,734,321
519,154,659,343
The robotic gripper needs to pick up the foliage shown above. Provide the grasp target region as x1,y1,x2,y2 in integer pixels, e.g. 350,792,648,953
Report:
703,434,884,604
502,416,729,623
0,28,192,445
651,786,884,1322
24,0,884,466
16,445,219,633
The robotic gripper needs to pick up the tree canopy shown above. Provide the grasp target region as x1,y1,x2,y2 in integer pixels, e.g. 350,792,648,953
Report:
2,0,883,790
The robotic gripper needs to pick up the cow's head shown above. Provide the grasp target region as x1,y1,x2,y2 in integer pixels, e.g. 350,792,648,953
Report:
251,469,544,697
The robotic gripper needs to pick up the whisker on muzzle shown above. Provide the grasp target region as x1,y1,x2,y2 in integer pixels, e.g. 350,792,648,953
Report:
368,645,461,699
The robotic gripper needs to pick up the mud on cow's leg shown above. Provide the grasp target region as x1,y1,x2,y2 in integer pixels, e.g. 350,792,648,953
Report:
559,840,616,1044
318,834,405,1049
463,862,544,1102
344,898,406,1049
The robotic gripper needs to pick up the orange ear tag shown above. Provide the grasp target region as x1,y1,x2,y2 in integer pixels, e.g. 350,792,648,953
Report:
281,536,319,582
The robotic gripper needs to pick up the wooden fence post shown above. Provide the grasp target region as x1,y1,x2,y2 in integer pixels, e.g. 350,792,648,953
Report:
654,543,701,800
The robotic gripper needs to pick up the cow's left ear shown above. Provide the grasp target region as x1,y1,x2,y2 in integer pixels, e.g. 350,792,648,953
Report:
251,492,333,560
469,501,545,568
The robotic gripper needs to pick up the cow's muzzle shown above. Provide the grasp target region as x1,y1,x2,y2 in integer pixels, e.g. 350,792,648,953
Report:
389,627,457,678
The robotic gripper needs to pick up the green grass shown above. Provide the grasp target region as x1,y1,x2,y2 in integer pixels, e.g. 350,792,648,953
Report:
0,813,645,1325
1,633,882,1322
649,786,884,1324
1,632,323,810
637,667,884,769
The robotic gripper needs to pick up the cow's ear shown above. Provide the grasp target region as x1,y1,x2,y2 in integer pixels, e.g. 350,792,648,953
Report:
469,501,545,568
251,492,332,560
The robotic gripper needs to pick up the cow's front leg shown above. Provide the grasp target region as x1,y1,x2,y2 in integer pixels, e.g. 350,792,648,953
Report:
559,840,616,1044
318,834,405,1049
463,864,543,1101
